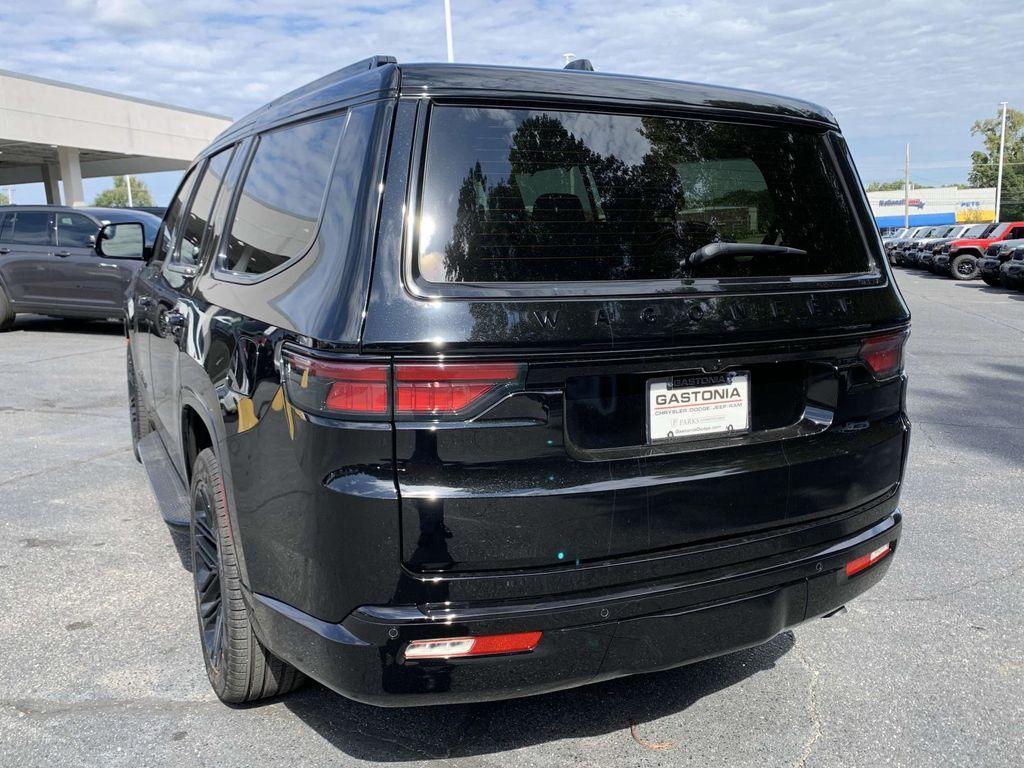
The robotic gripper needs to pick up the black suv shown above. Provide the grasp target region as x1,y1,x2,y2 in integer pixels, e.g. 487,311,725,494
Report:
125,57,910,707
0,205,159,330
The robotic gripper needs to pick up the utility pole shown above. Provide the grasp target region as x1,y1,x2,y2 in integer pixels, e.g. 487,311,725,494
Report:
904,143,910,229
125,175,133,208
994,101,1008,222
443,0,454,63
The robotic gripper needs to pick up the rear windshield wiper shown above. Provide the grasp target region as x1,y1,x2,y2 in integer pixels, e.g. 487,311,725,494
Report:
687,242,808,266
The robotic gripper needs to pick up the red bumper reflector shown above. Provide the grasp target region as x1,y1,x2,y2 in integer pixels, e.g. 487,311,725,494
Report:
403,630,542,660
845,543,891,577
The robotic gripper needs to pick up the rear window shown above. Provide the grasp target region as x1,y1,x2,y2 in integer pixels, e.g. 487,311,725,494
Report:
417,107,872,285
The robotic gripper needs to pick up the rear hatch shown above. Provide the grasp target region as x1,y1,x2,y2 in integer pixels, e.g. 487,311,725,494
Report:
363,100,910,574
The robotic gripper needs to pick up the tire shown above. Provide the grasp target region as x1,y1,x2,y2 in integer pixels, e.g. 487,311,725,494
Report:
982,274,1002,288
127,348,151,463
950,254,979,281
190,448,306,703
0,286,14,331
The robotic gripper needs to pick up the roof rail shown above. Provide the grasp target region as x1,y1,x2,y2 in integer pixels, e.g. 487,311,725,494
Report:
564,58,595,72
266,55,397,109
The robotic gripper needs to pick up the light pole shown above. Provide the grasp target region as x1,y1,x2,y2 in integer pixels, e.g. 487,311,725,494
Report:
125,175,133,208
994,101,1008,222
443,0,454,63
904,143,910,229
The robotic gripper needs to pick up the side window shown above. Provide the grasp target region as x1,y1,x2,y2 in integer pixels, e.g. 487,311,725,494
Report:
174,147,234,269
153,166,198,265
0,214,11,242
56,212,99,247
1005,226,1024,241
221,114,344,276
2,212,53,246
204,141,250,263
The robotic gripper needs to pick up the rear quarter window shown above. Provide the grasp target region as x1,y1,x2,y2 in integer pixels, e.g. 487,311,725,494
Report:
219,114,344,277
416,106,874,287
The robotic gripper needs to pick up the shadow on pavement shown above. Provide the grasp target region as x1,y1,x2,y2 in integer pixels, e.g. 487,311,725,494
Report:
166,523,193,571
278,632,795,761
11,314,123,335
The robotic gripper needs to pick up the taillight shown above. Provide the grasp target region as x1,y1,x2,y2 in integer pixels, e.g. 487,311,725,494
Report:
394,362,523,418
281,348,524,420
282,350,389,417
860,330,908,380
402,631,542,661
845,543,891,577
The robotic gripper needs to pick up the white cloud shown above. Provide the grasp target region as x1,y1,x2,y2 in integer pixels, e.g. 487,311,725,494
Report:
65,0,158,29
0,0,1019,186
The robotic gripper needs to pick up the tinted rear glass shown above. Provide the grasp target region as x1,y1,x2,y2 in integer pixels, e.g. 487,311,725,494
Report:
417,107,872,284
0,211,52,245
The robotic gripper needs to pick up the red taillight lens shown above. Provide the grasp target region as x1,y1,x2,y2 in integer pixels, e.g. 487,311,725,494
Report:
282,350,524,420
402,631,542,661
860,331,908,379
394,362,523,418
845,543,891,577
282,350,389,417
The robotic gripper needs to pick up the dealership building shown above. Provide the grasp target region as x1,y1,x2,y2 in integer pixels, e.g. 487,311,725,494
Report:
868,186,996,229
0,69,231,206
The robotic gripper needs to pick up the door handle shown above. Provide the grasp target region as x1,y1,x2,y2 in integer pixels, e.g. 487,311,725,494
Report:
98,262,119,269
55,250,72,258
0,247,9,255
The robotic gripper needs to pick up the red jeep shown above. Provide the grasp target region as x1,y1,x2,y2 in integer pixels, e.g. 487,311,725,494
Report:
937,222,1024,280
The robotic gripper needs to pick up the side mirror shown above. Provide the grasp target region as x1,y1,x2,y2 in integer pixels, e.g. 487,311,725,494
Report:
96,222,145,259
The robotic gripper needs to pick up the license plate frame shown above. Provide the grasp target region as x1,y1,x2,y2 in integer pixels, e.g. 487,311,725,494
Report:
646,371,751,444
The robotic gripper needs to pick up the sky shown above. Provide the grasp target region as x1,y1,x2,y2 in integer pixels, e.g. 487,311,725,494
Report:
1,0,1021,206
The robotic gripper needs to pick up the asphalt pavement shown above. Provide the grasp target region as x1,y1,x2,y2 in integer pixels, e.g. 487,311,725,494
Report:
1,270,1022,767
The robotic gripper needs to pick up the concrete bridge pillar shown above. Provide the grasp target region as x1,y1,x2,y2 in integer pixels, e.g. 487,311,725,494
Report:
56,146,84,207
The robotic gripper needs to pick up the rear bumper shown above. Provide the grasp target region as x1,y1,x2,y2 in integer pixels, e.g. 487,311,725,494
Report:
247,509,901,706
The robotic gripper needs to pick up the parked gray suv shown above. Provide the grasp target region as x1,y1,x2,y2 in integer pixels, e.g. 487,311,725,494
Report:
0,205,159,330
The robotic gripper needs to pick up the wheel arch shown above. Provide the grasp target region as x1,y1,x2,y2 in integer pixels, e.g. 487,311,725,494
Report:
179,386,252,586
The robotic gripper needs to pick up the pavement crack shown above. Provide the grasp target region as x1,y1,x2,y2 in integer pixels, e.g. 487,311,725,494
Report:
791,645,823,768
0,406,123,420
862,563,1023,605
0,446,131,488
1,696,219,720
17,345,125,365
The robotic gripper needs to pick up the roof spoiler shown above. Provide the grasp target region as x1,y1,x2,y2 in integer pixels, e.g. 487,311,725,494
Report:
564,58,595,72
265,55,397,110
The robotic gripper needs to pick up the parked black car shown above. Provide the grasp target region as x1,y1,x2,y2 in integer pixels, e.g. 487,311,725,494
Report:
888,226,928,265
0,205,159,330
905,225,957,269
998,248,1024,290
978,239,1024,287
125,57,910,707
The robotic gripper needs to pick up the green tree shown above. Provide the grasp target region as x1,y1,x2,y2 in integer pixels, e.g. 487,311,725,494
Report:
968,106,1024,221
866,180,907,193
0,191,8,205
92,175,154,207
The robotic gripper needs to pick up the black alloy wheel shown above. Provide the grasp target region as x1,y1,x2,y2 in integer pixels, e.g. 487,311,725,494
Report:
191,478,227,673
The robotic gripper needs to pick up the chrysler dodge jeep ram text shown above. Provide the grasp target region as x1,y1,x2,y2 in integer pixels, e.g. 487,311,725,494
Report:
124,57,910,706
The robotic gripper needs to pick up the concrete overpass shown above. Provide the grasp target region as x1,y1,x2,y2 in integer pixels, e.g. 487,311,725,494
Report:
0,69,232,206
